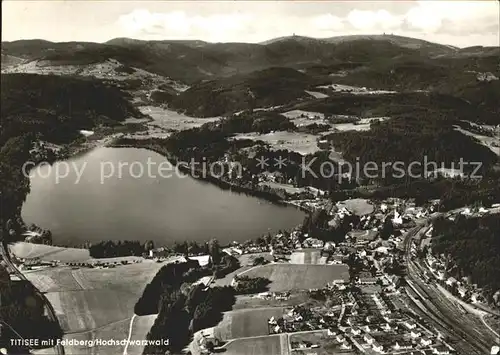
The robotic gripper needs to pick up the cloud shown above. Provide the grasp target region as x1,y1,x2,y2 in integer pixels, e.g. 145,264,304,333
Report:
347,9,403,31
114,1,498,46
312,14,344,31
2,0,498,46
119,9,253,41
405,1,498,34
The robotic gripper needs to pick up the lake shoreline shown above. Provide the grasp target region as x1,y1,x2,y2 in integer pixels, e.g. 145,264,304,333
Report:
22,143,309,250
44,116,314,215
109,141,313,215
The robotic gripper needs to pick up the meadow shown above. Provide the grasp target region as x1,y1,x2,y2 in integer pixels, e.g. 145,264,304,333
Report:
22,260,164,355
214,307,286,340
232,131,321,155
11,242,145,265
222,334,283,355
239,264,349,292
290,249,325,264
139,105,219,131
337,198,374,216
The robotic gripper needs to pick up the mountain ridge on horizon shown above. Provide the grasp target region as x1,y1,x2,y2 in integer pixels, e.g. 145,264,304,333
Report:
2,31,499,113
2,33,489,50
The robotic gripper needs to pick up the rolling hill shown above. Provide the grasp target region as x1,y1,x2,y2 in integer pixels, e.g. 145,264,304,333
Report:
261,34,457,54
0,54,23,69
2,40,225,84
4,34,488,86
2,34,498,120
1,73,143,145
170,67,328,117
322,34,457,54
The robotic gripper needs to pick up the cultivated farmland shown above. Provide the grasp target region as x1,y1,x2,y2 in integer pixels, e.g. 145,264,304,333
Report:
10,242,91,263
21,261,164,355
290,249,325,264
239,264,349,292
233,291,311,310
232,131,321,155
222,334,283,355
124,314,158,355
215,307,286,340
10,242,144,265
139,105,220,131
61,318,130,355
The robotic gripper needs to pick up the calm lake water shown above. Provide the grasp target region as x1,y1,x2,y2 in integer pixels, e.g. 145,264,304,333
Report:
22,147,305,247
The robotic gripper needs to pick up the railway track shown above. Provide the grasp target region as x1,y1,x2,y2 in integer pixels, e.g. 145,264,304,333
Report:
406,265,490,354
403,225,496,355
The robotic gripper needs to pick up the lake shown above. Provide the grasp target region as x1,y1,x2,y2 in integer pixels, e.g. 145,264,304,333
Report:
22,147,305,247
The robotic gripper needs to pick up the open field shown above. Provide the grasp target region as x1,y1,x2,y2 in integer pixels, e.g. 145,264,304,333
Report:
454,125,500,156
259,181,308,195
331,120,379,132
123,106,220,139
282,110,325,119
282,110,387,133
290,249,325,264
237,252,274,266
10,242,91,263
305,90,329,99
29,304,133,355
337,198,374,216
316,83,395,95
10,242,144,265
240,263,349,292
283,110,329,127
60,318,131,355
45,289,134,332
125,314,158,355
232,131,321,155
290,331,357,355
222,334,283,355
21,261,163,355
23,266,139,293
233,291,311,310
139,106,219,131
215,307,286,340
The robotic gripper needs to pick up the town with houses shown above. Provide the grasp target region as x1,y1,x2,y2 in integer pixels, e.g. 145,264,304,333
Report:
185,197,500,355
6,192,500,355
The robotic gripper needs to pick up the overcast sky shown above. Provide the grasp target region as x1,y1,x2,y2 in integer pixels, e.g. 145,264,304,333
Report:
2,1,499,47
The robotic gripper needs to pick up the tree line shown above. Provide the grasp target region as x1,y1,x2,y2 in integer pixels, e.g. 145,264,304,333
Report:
88,240,154,258
134,242,241,354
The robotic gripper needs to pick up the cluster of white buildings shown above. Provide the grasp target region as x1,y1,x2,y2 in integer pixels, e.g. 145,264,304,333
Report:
426,251,485,304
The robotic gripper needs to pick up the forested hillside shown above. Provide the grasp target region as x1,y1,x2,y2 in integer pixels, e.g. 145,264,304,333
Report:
0,73,141,232
1,73,141,145
171,67,326,117
325,114,498,178
432,214,500,303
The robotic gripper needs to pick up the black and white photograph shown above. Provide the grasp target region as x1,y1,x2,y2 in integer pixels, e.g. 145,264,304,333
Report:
1,1,499,354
